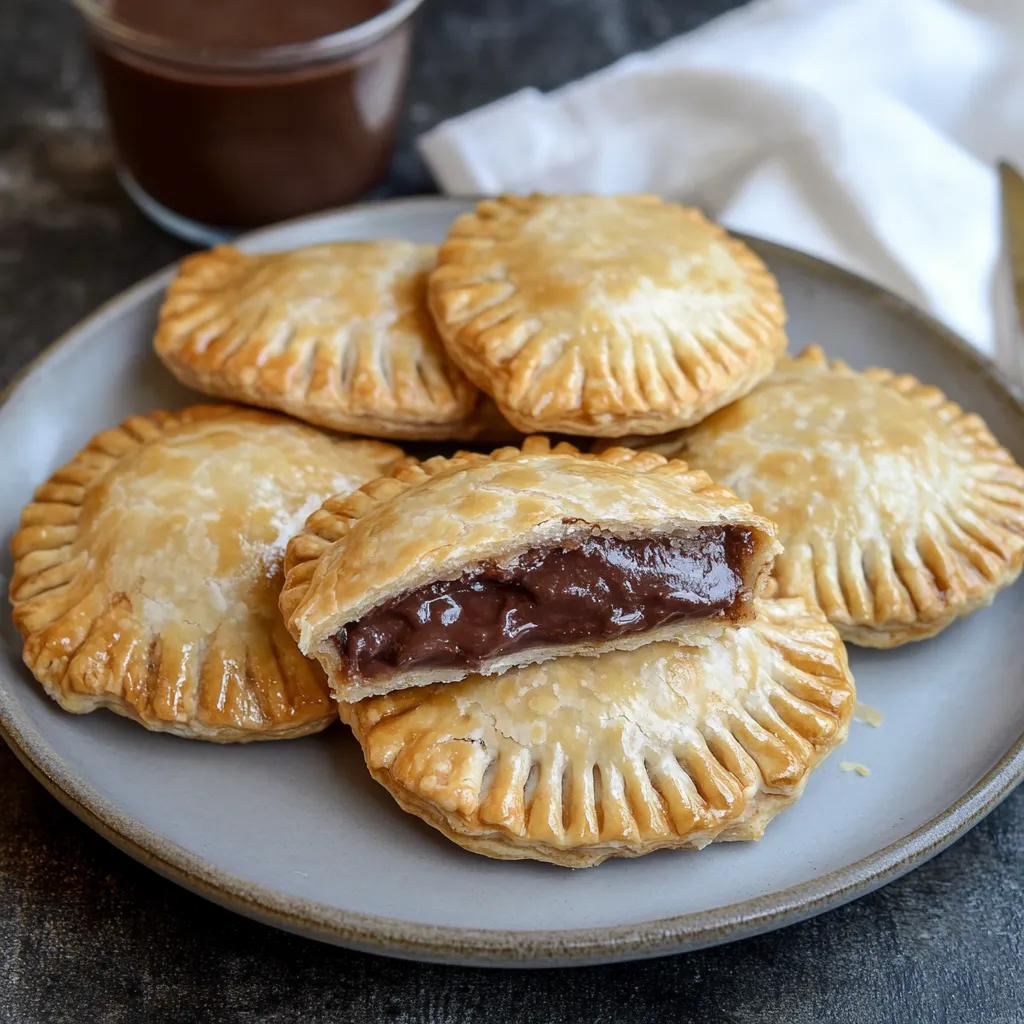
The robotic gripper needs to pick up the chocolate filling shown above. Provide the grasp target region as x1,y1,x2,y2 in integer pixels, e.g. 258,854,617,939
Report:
334,528,755,679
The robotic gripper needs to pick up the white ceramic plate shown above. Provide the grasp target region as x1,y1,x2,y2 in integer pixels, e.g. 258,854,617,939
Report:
1,198,1022,968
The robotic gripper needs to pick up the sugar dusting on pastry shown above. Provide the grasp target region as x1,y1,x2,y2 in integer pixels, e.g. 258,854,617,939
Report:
854,702,884,728
840,761,871,777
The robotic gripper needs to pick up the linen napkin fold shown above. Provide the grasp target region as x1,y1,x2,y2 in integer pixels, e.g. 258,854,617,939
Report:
419,0,1024,361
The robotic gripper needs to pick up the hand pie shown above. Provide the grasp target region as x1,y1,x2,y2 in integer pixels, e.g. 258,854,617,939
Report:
281,437,779,701
427,194,787,436
154,241,482,441
9,405,404,741
341,595,854,867
638,347,1024,647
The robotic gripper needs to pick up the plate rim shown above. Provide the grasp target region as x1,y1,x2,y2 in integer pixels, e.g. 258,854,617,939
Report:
1,195,1022,967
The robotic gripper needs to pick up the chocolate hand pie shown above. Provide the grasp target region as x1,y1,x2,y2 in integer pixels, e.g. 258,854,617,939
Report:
154,241,487,441
9,405,404,741
636,346,1024,647
427,194,787,436
281,437,779,701
341,595,855,866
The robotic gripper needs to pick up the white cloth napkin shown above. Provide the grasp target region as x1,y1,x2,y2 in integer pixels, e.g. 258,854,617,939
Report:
419,0,1024,362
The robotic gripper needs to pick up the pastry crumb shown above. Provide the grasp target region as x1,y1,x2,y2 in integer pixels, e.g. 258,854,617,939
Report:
840,761,871,777
854,702,884,727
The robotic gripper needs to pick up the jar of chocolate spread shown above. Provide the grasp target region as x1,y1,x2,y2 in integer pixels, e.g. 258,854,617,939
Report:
72,0,424,243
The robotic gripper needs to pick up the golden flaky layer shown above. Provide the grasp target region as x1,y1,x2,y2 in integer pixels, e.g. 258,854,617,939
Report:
9,405,404,741
341,596,855,867
635,346,1024,647
154,241,483,440
281,436,780,701
427,194,787,436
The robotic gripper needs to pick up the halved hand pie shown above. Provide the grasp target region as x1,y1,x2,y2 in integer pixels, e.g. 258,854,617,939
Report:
154,241,485,440
281,437,779,701
9,405,404,741
427,194,787,436
340,595,854,866
637,346,1024,647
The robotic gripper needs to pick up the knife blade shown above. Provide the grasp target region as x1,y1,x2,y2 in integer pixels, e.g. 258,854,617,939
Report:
997,160,1024,390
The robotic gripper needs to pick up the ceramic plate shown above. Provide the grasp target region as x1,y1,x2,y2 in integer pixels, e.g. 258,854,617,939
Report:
1,198,1022,968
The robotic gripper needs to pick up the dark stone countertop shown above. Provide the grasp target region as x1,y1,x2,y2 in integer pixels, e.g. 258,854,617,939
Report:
1,1,1022,1021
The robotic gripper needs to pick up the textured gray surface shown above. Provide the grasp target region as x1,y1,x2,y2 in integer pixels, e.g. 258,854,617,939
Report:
1,0,1022,1021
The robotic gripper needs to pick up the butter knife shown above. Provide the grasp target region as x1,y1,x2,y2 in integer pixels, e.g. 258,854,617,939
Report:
997,160,1024,392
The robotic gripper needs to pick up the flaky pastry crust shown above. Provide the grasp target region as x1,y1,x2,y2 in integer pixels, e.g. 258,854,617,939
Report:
427,194,787,436
154,242,482,440
341,596,855,867
9,405,404,741
636,346,1024,647
282,436,780,700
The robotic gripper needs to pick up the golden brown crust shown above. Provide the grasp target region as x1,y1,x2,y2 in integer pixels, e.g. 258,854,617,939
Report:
427,194,787,436
341,596,855,866
635,346,1024,647
9,404,404,741
154,242,482,440
282,436,780,700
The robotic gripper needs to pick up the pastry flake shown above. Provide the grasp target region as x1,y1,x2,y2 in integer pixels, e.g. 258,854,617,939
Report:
155,241,481,440
9,405,404,741
639,346,1024,647
427,194,787,436
341,596,855,867
282,436,779,701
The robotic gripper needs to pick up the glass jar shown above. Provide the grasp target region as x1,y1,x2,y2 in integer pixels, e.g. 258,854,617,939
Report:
72,0,425,244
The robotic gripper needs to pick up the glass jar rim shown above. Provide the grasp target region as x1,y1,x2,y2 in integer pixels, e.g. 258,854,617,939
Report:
71,0,426,70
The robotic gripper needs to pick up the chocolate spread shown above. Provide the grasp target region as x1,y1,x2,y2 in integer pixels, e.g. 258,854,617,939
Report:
336,529,754,678
93,0,409,226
